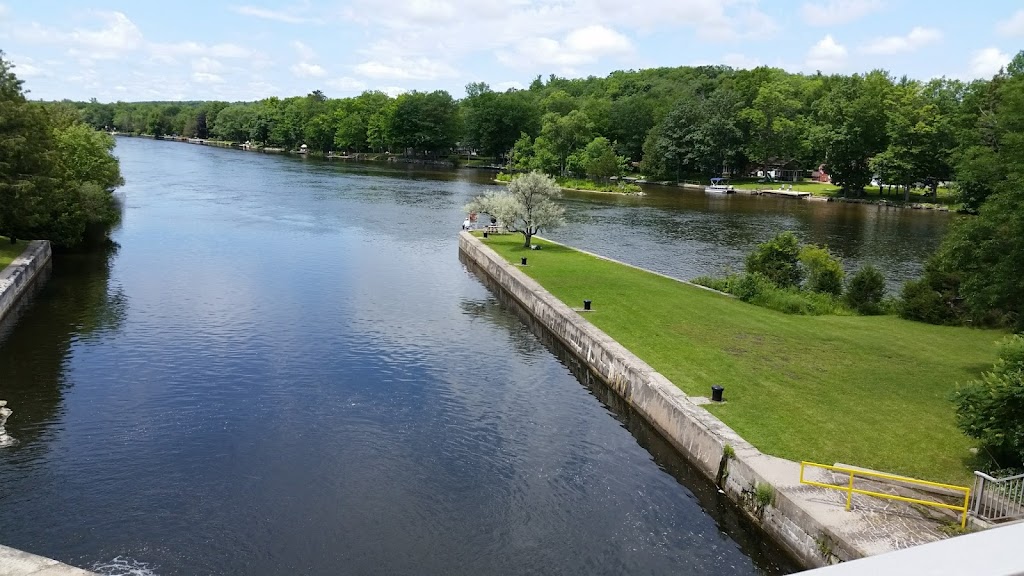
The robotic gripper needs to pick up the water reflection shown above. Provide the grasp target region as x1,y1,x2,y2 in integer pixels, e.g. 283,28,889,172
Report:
0,245,124,452
460,253,799,575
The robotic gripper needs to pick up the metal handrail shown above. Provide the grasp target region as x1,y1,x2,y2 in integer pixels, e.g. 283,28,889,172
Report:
800,461,971,528
971,471,1024,523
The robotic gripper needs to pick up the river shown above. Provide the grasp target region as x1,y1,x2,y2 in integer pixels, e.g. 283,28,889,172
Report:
0,137,950,575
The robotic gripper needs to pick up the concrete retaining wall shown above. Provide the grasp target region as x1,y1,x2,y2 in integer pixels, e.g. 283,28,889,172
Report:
0,241,52,325
458,231,871,570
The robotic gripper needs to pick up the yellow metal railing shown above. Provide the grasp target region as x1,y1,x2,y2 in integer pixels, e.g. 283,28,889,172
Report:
799,461,971,528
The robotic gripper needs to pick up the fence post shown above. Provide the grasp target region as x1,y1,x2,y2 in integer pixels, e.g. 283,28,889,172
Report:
846,472,854,511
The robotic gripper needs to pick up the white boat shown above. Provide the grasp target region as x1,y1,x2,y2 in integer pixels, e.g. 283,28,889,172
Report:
705,178,735,194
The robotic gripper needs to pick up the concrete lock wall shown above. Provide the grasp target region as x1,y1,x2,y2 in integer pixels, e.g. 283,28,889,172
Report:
0,241,53,326
458,231,863,570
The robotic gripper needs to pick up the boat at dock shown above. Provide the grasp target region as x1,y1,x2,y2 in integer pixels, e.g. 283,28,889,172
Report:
705,178,735,194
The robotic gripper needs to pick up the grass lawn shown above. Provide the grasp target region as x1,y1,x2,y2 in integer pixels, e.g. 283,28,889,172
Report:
477,232,1005,484
0,237,28,270
730,179,959,205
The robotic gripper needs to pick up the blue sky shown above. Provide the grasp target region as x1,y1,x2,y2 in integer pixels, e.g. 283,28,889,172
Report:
1,0,1021,102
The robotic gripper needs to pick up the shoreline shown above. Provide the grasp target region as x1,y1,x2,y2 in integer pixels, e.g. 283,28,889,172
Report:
458,230,972,570
116,134,955,210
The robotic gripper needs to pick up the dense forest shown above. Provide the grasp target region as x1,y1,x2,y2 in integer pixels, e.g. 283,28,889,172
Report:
54,54,1020,208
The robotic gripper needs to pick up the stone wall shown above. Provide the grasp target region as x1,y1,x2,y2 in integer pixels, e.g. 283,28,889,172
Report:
0,240,52,325
458,231,873,570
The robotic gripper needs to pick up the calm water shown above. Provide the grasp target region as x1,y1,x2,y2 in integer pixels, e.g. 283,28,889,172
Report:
0,138,949,575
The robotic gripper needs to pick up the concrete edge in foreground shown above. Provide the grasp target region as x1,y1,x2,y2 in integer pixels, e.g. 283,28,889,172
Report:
0,545,96,575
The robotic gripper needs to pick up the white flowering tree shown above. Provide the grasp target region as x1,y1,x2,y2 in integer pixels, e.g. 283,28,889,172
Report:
465,171,565,248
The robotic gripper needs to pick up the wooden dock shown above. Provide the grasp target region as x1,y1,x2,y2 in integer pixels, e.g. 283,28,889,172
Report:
760,189,812,198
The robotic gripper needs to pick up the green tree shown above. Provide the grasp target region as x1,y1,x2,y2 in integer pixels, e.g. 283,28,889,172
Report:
952,335,1024,470
536,110,594,174
0,53,54,242
811,71,891,195
739,79,803,176
577,136,625,182
923,52,1024,328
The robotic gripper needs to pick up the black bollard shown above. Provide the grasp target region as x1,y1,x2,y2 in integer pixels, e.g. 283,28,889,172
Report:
583,300,591,311
521,257,527,266
483,231,488,238
711,385,724,402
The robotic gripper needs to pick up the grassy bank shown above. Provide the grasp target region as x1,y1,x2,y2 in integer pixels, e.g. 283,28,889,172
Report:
730,179,959,205
0,238,28,270
496,172,643,194
476,232,1004,484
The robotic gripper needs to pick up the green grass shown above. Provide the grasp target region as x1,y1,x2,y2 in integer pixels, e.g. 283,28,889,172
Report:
731,179,843,193
496,172,643,194
730,179,959,205
478,232,1005,484
0,237,28,270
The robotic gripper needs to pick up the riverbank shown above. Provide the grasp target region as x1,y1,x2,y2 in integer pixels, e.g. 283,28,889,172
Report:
459,231,980,569
493,177,645,196
473,232,1001,484
0,240,52,325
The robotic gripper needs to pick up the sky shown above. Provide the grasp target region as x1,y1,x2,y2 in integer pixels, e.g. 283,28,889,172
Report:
0,0,1021,102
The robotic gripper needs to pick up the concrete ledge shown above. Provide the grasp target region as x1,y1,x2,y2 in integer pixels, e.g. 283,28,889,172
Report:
0,240,52,325
0,545,95,575
459,231,954,570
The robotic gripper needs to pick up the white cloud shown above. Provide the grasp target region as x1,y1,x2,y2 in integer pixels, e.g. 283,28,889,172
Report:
11,58,45,77
192,57,224,74
291,61,327,78
860,27,942,55
564,25,632,55
998,10,1024,37
496,25,633,73
343,0,769,76
292,40,316,60
969,47,1010,78
231,5,309,24
192,72,225,84
806,34,847,70
802,0,881,25
0,4,8,19
326,76,368,92
210,44,253,59
16,11,144,59
150,41,252,62
354,57,458,80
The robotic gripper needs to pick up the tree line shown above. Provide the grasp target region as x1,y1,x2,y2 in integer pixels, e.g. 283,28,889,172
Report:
1,53,123,249
56,55,1023,209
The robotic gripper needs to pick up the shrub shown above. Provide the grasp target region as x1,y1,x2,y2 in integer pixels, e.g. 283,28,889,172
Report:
800,245,845,296
746,231,803,289
845,264,886,315
899,278,952,323
952,335,1024,471
735,272,775,302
